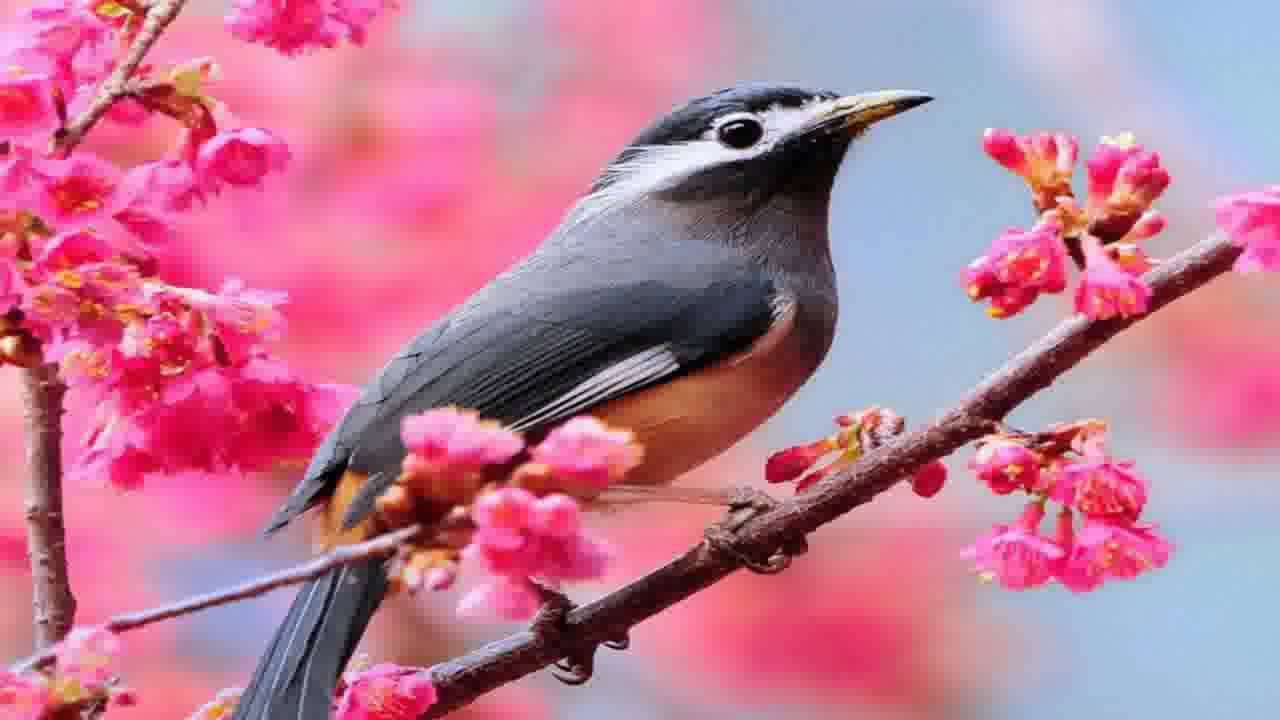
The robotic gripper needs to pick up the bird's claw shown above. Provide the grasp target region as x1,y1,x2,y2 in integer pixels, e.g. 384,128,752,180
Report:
703,486,808,575
528,581,630,686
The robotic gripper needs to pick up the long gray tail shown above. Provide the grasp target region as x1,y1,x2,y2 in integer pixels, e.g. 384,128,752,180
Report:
230,559,388,720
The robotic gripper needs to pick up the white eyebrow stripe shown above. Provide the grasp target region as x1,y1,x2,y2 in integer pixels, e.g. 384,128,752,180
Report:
565,97,837,230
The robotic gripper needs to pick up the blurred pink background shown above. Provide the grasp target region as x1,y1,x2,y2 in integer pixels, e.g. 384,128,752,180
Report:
3,2,1278,719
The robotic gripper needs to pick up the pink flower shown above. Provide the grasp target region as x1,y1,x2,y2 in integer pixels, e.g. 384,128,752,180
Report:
0,671,52,720
335,664,437,720
0,72,59,141
981,128,1077,199
31,152,124,231
456,577,543,622
1213,185,1280,273
400,408,524,475
1074,235,1151,320
55,626,121,687
961,502,1064,590
962,218,1069,318
225,0,341,55
909,459,947,498
969,438,1041,495
529,416,642,488
0,143,40,209
196,127,291,192
765,439,831,483
462,488,611,619
1056,518,1173,592
122,158,204,213
225,0,395,55
1086,135,1170,216
1052,453,1148,522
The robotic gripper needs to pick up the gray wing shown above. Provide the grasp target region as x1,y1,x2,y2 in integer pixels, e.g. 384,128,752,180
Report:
263,251,781,533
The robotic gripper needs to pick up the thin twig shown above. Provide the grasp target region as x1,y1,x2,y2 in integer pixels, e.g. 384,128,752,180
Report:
21,363,73,650
10,524,424,674
420,233,1242,718
52,0,189,155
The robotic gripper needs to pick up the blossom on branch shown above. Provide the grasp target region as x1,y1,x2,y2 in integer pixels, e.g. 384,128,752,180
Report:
1214,185,1280,273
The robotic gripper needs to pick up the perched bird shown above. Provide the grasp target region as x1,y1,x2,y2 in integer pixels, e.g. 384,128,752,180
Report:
231,82,931,720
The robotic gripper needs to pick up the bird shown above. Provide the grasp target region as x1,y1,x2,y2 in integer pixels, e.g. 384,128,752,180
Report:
230,82,931,720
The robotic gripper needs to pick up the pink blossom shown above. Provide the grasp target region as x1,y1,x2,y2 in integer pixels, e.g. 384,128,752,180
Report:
981,128,1077,198
0,143,40,209
1056,518,1173,592
462,488,611,619
400,408,524,475
0,72,58,141
225,0,395,55
456,577,543,622
909,459,947,498
961,218,1069,318
969,438,1041,495
1213,185,1280,273
196,127,291,192
1086,135,1169,216
123,158,205,213
765,439,830,483
0,671,52,720
55,626,121,686
1074,235,1151,320
1052,453,1148,522
529,416,642,488
335,664,437,720
31,152,125,231
961,502,1064,590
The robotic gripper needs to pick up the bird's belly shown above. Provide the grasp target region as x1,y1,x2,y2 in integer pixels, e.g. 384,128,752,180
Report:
591,327,820,487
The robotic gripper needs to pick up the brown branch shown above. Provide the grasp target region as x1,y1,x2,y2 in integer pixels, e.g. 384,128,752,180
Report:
10,524,424,674
21,363,74,650
421,232,1242,718
52,0,188,155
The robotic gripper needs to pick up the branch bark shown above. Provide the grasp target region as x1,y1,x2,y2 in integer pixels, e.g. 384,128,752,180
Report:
10,525,424,674
53,0,189,155
421,232,1242,718
21,363,74,650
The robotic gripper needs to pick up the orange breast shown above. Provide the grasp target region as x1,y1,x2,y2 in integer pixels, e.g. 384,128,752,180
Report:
589,301,821,487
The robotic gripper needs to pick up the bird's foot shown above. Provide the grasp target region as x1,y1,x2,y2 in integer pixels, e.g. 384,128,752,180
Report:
528,581,630,686
702,486,808,575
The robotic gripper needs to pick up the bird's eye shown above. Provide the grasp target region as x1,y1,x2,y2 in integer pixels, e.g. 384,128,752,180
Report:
716,116,764,149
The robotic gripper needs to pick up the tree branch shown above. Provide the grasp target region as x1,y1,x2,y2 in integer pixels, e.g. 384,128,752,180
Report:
52,0,189,155
21,362,74,650
10,525,424,674
421,232,1242,718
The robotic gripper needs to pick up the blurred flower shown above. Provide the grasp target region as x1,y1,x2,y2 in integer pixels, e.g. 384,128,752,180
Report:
335,663,436,720
460,488,610,620
909,459,948,498
55,625,122,686
528,416,641,489
196,127,291,194
400,407,524,477
225,0,396,56
0,670,51,720
1213,185,1280,273
0,72,58,141
187,687,242,720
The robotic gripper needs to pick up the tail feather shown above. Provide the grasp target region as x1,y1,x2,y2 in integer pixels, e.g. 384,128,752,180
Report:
231,559,388,720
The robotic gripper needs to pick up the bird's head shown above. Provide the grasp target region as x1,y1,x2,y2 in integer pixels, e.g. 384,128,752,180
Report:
575,83,931,222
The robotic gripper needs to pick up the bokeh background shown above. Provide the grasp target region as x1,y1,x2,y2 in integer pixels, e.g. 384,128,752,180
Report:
3,1,1279,718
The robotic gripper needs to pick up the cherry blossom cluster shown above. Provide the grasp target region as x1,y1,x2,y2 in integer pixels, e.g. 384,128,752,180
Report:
965,130,1171,320
765,406,948,499
226,0,399,56
1214,185,1280,272
376,408,641,621
961,420,1172,592
0,0,355,490
0,627,133,719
